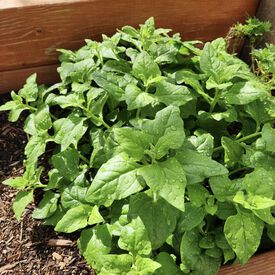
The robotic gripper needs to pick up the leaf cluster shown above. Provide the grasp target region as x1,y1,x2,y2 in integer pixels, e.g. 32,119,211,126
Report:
1,18,275,274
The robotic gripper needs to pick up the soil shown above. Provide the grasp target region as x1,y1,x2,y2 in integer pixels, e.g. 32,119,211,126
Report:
0,95,94,275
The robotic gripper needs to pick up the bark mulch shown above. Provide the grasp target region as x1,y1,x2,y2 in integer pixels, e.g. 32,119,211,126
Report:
0,95,94,275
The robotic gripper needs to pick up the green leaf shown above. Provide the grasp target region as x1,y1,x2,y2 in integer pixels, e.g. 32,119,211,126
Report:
132,51,161,86
176,149,228,184
52,147,80,181
267,224,275,242
32,191,59,219
53,112,87,151
25,133,48,163
131,256,161,275
61,184,88,209
118,217,151,256
257,123,275,153
125,84,156,110
86,153,143,206
33,105,52,132
221,137,243,167
12,190,33,220
55,204,91,233
19,73,38,102
154,80,193,107
88,206,104,225
188,133,214,157
49,93,85,108
128,192,178,249
112,127,153,160
139,158,186,211
180,230,220,275
2,176,28,190
224,209,264,264
154,252,183,275
225,80,268,105
135,106,185,159
78,225,112,270
177,203,205,233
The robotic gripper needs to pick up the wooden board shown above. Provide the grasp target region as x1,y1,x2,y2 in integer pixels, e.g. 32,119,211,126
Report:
0,0,260,93
219,250,275,275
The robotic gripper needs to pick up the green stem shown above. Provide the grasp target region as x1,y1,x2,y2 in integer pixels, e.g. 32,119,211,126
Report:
213,132,262,154
136,108,141,118
83,107,110,129
209,88,220,113
236,132,262,143
79,153,90,165
228,167,250,176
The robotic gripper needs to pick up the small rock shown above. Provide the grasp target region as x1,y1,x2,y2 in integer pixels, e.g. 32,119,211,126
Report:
52,252,63,261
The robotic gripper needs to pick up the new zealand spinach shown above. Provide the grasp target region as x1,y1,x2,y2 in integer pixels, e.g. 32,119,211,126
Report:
1,18,275,274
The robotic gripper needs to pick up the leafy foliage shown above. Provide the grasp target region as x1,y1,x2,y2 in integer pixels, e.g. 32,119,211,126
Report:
1,18,275,274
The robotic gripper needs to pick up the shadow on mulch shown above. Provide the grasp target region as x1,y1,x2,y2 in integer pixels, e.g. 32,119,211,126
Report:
0,95,94,275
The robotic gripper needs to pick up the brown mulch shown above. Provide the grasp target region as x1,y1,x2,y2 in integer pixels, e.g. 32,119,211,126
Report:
0,95,94,275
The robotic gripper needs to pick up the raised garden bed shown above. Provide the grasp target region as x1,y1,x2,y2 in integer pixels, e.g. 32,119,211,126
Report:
0,1,274,274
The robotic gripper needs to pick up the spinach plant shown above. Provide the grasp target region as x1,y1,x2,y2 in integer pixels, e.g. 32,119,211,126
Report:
1,18,275,274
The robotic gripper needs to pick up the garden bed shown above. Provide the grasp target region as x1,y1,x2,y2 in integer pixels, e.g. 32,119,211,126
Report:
0,1,275,275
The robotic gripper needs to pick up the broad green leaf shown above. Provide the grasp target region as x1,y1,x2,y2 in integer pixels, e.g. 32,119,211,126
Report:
25,133,48,163
187,184,209,207
221,137,243,167
135,106,185,159
128,192,179,249
131,256,161,275
48,93,85,108
188,133,214,157
34,105,52,132
78,225,112,270
44,205,66,226
233,191,275,210
138,158,186,211
125,84,156,110
176,149,228,184
99,254,133,274
32,191,59,219
118,217,151,256
132,51,161,86
88,205,104,225
225,80,268,105
2,176,28,190
176,203,205,233
112,127,153,160
209,175,240,202
61,184,88,209
52,147,80,181
267,224,275,242
53,112,87,151
19,73,38,102
180,230,220,275
13,190,33,220
257,123,275,153
55,204,91,233
154,80,193,107
154,252,183,275
86,153,143,206
224,209,264,264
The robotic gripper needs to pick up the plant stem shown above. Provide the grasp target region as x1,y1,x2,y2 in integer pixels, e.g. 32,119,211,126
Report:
79,153,90,165
83,107,110,129
209,88,220,113
136,108,141,118
236,132,262,143
228,167,250,176
213,132,262,154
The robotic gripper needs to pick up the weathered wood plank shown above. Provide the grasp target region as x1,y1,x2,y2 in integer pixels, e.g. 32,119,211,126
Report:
0,64,59,94
219,250,275,275
0,0,259,71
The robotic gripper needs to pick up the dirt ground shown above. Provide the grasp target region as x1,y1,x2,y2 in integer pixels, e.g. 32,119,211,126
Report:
0,96,94,275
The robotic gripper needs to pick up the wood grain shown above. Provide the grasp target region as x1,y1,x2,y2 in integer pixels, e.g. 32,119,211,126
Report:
0,64,59,94
219,250,275,275
0,0,260,93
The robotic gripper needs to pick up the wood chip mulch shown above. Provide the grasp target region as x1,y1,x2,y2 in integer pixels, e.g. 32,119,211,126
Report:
0,95,94,275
